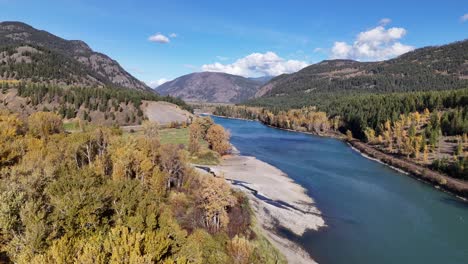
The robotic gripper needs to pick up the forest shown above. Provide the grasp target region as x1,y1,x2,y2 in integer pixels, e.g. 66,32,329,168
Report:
0,45,103,85
0,111,284,264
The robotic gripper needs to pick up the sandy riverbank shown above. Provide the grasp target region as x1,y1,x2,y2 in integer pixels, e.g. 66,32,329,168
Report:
202,154,325,264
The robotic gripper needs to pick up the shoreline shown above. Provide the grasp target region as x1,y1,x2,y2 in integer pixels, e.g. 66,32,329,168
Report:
348,140,468,200
208,113,256,122
212,114,468,201
349,142,468,202
201,154,325,264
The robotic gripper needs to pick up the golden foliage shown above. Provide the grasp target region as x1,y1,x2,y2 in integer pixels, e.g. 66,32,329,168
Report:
206,124,231,155
28,111,63,138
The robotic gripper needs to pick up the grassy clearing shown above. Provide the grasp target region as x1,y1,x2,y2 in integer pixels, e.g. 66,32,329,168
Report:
159,127,190,145
159,127,219,165
63,122,79,131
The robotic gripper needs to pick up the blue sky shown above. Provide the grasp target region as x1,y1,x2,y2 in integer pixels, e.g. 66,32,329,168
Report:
1,0,467,87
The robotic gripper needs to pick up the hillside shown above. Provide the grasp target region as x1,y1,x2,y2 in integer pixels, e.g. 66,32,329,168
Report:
0,21,150,91
255,40,468,99
157,72,269,103
0,81,192,127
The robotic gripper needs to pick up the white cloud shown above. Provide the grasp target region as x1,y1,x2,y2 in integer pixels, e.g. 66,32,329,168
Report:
313,47,324,53
330,23,414,61
379,18,392,26
461,14,468,22
202,52,309,77
148,78,169,88
169,33,177,38
216,56,230,61
148,33,170,44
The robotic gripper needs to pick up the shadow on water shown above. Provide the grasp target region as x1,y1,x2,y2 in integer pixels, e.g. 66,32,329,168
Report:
228,179,314,214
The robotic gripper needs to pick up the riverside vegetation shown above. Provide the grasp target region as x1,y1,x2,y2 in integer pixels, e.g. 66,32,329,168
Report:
214,88,468,180
0,111,285,264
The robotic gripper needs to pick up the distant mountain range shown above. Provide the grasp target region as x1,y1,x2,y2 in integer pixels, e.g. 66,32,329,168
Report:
255,40,468,99
0,21,150,91
157,72,273,103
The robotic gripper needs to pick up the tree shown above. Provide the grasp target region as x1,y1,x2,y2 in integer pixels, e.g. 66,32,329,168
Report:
0,111,24,166
228,235,252,264
364,127,376,143
193,117,215,139
199,176,236,232
159,144,188,189
346,130,353,141
423,145,429,163
206,124,231,155
188,122,202,154
141,120,159,138
28,111,63,139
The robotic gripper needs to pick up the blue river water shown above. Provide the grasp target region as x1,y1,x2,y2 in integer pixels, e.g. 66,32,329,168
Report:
213,116,468,264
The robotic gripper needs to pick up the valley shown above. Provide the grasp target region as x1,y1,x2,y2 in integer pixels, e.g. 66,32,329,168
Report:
0,4,467,262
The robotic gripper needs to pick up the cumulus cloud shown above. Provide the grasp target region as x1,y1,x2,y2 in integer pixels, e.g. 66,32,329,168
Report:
330,22,414,61
148,78,169,88
461,14,468,22
169,33,177,38
148,33,170,44
202,52,309,77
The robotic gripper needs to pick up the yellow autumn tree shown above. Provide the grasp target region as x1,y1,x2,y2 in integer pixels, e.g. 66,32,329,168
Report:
28,111,63,139
346,130,353,141
141,120,159,138
0,111,24,166
206,124,231,155
228,235,253,264
200,176,236,232
188,122,202,154
364,127,376,143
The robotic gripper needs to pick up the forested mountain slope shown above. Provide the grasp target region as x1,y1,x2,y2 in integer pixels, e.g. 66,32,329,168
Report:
0,21,150,91
255,40,468,99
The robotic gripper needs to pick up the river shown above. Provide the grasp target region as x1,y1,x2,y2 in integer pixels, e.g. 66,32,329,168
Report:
213,116,468,264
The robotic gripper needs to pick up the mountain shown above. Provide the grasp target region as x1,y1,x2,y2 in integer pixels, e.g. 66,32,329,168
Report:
255,40,468,98
248,75,274,83
157,72,270,103
0,21,150,91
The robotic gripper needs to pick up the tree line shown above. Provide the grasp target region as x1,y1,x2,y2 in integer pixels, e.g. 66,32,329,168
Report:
244,88,468,139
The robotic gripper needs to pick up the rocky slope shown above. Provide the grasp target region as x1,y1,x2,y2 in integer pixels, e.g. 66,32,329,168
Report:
0,21,150,91
157,72,270,103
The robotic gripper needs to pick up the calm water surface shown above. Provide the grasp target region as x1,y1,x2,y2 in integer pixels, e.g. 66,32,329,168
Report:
213,116,468,264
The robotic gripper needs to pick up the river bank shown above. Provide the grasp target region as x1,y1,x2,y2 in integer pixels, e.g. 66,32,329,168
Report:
210,114,468,200
203,154,325,264
348,139,468,199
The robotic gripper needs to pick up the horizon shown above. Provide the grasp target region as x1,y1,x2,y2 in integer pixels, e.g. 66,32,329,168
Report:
1,0,467,87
